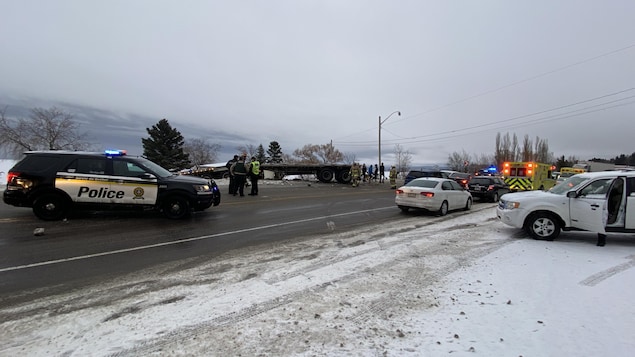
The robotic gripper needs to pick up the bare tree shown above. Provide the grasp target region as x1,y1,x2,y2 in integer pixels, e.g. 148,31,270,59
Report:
447,150,472,171
394,144,412,176
342,152,357,164
511,133,519,161
534,137,553,163
292,142,344,163
315,142,344,163
292,144,320,164
521,134,533,161
236,144,257,158
183,138,220,167
0,106,89,157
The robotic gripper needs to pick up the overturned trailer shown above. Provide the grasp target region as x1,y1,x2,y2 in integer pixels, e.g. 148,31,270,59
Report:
261,163,352,184
182,163,353,184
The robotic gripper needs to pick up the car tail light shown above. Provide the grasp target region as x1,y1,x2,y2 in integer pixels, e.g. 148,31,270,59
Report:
7,171,19,184
396,189,404,194
488,185,495,191
420,192,434,197
7,171,33,189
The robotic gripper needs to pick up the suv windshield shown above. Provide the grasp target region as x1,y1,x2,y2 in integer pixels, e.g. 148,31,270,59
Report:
549,176,590,195
135,158,173,178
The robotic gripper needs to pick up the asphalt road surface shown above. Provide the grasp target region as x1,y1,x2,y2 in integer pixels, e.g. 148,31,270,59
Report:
0,179,488,306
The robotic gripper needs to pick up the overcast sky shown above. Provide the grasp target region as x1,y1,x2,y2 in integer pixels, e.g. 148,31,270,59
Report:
1,1,634,165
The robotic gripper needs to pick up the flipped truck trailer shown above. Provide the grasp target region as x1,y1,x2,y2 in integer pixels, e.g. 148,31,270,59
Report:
182,163,353,184
261,163,352,183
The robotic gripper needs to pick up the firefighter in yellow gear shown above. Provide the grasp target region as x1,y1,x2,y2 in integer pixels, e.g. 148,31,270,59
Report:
389,166,398,189
350,163,361,187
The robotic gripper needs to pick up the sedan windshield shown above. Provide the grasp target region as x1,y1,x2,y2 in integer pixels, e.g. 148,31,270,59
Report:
405,179,439,189
549,176,589,195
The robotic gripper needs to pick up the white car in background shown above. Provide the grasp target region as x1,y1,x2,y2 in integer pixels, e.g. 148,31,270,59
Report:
395,177,472,216
497,170,635,240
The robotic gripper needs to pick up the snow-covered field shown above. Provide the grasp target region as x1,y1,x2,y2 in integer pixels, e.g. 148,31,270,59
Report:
1,201,634,356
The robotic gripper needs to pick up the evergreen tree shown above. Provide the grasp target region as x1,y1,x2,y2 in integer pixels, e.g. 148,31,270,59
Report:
267,141,283,163
142,118,191,170
255,144,266,163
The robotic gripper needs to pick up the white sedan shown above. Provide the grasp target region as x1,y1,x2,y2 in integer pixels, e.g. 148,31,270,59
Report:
395,177,473,216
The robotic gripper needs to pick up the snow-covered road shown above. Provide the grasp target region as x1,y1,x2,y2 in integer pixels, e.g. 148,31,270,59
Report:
1,203,634,356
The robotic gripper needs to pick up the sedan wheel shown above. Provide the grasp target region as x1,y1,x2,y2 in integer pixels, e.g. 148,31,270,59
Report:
438,201,449,216
492,192,499,202
398,205,409,213
464,197,472,211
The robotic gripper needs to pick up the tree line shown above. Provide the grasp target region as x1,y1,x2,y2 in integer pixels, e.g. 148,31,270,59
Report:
0,106,362,170
4,106,627,173
448,131,634,173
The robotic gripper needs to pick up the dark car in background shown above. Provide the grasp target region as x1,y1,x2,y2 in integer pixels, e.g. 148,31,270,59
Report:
444,171,471,189
404,169,448,185
467,176,510,202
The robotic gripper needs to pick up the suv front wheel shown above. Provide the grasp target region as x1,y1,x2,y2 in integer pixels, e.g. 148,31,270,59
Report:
161,195,191,219
525,212,561,241
33,193,69,221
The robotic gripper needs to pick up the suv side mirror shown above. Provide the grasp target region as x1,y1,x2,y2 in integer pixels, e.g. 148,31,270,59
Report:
566,191,578,198
138,173,156,180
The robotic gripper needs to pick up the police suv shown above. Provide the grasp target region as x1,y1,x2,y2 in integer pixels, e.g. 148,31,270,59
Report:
3,150,221,220
497,170,635,240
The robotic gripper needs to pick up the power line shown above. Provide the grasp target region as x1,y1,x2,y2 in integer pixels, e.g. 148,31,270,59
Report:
389,43,635,127
337,99,634,148
396,100,635,145
333,42,635,142
335,88,635,146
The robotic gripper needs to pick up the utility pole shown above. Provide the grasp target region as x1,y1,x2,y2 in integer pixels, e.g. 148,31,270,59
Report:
378,111,401,172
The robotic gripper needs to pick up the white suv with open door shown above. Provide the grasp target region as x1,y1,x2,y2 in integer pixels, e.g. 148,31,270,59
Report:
496,170,635,240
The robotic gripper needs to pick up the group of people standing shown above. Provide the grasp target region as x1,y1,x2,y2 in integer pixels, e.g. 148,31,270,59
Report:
349,162,397,188
225,154,260,196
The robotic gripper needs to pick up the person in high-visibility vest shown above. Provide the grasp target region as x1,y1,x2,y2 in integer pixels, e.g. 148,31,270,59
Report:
350,163,361,187
389,165,398,189
249,157,260,196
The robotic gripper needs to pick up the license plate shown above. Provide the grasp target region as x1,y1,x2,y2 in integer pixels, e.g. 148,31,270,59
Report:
407,193,417,198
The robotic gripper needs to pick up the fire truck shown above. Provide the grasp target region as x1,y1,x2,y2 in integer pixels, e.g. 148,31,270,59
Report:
501,162,557,191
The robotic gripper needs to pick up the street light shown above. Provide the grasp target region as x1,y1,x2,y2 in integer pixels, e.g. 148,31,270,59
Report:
378,110,401,177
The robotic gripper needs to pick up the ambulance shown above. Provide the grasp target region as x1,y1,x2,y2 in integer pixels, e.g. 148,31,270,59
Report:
501,161,557,191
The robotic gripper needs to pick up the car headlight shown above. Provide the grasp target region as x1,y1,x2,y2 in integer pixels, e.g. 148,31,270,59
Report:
193,184,211,192
499,200,520,210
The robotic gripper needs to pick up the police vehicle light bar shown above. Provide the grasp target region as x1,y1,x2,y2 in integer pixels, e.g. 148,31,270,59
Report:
105,149,127,156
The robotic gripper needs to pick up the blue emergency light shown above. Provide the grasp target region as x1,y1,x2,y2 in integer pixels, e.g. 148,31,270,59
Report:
104,149,127,156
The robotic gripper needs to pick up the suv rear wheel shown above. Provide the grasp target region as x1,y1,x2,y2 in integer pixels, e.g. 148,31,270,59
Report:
33,193,69,221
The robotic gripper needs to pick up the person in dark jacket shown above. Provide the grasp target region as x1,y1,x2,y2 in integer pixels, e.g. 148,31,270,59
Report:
226,155,238,194
379,163,385,183
230,155,248,196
